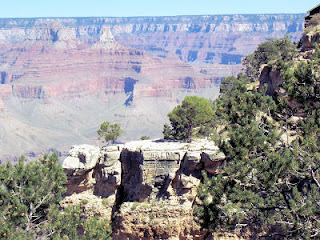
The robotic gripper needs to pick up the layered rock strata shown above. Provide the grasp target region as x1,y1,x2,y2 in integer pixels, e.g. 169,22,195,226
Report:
0,14,304,64
0,25,221,160
0,14,304,160
62,139,226,239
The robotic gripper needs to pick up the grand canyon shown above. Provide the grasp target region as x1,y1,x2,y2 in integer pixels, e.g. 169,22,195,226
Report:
0,14,304,161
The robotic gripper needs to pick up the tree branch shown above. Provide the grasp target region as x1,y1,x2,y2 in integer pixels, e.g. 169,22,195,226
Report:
311,169,320,189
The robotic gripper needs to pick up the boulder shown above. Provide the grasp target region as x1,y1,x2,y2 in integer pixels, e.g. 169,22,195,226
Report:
62,144,101,174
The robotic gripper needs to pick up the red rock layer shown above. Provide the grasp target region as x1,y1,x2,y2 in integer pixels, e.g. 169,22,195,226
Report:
0,38,222,100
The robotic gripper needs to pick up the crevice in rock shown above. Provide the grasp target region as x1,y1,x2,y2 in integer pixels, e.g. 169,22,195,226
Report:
93,163,119,198
155,174,171,199
184,77,195,89
172,151,207,199
200,152,224,176
171,152,189,196
117,149,145,202
78,153,86,164
187,50,198,62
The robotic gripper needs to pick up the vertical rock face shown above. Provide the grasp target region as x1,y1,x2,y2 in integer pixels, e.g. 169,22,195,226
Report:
91,26,116,49
62,144,122,219
62,140,226,239
259,65,283,96
0,15,304,64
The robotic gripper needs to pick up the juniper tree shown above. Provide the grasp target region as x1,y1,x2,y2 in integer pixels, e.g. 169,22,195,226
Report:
164,96,213,141
0,153,113,239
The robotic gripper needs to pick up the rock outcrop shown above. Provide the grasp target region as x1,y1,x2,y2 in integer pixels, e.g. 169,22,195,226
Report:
62,144,122,219
300,24,320,51
62,139,226,239
259,65,283,96
91,26,116,49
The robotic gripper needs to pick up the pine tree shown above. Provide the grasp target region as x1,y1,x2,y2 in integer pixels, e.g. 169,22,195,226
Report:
46,204,112,240
243,36,297,82
0,153,67,238
195,58,320,238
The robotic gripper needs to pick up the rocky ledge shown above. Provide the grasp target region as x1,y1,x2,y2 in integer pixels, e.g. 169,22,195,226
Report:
62,139,229,239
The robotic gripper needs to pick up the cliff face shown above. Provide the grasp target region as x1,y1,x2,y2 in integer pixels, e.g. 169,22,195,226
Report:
62,140,228,239
0,14,304,64
0,14,304,160
113,14,304,64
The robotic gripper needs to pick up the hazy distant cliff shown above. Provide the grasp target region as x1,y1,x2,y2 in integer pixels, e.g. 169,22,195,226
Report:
0,14,304,64
0,14,304,160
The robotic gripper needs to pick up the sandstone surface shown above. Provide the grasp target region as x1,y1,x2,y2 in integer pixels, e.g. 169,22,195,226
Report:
62,139,227,239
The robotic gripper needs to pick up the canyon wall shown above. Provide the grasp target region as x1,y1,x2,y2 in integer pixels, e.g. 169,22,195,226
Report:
0,14,304,161
0,14,304,64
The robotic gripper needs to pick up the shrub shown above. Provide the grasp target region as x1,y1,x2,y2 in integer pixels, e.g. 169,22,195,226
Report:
140,136,150,140
97,121,123,144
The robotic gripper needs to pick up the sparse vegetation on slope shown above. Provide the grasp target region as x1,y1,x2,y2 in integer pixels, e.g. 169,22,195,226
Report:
193,32,320,239
0,153,112,239
243,35,297,81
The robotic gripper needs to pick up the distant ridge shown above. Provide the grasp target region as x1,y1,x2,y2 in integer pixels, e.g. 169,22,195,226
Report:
0,13,305,161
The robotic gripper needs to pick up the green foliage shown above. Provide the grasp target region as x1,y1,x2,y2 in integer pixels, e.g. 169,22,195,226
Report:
164,96,213,141
243,36,297,81
80,199,89,206
83,216,112,240
163,123,173,140
281,61,320,112
97,121,123,144
140,135,150,140
0,154,112,239
0,153,67,239
47,204,112,240
48,204,81,240
310,42,320,61
196,86,320,238
220,73,250,96
214,73,275,129
195,36,320,239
